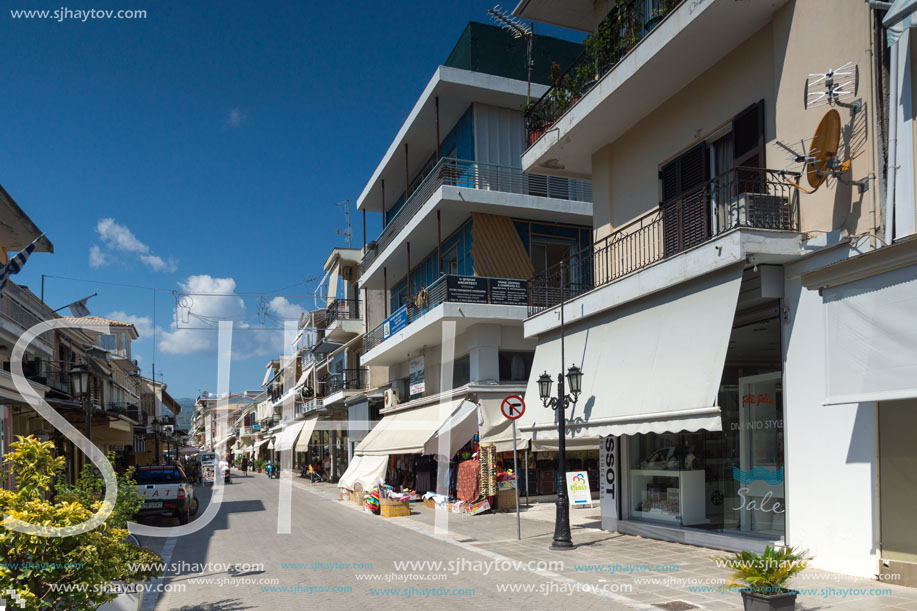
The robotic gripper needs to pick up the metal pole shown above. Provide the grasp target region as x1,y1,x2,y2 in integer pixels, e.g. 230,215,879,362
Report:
525,448,530,505
513,420,521,540
552,263,573,549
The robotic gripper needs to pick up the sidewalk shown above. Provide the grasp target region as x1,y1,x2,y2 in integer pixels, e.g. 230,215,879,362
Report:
297,481,917,610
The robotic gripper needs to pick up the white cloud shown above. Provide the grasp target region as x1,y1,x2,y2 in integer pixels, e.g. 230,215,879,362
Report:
106,311,155,340
89,244,108,268
268,296,306,320
92,218,177,273
158,275,282,360
226,107,246,128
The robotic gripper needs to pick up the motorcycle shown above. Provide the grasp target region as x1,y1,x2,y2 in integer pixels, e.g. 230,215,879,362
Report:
266,462,279,479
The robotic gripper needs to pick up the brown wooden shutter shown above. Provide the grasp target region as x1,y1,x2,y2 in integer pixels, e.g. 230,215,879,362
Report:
661,143,708,257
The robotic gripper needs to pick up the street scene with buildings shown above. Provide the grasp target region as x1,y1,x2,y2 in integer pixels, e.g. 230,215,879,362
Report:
2,0,917,609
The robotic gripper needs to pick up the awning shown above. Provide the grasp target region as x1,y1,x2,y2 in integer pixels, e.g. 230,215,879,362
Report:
423,400,478,456
338,455,388,491
255,438,271,449
294,417,320,452
355,399,460,456
313,339,344,356
478,395,530,452
885,0,917,45
261,365,274,387
295,364,313,390
277,420,307,452
521,264,743,444
822,264,917,404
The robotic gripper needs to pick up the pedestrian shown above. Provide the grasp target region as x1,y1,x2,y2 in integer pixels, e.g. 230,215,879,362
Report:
241,456,249,477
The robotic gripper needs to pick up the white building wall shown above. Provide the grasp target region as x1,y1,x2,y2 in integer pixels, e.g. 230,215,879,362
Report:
783,246,878,577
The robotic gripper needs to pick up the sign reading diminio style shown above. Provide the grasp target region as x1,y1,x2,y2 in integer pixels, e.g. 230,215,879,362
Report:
598,435,619,531
488,278,527,306
445,275,488,304
566,471,593,507
382,305,409,340
409,356,425,397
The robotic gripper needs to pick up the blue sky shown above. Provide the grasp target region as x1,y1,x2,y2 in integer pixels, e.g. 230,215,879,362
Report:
2,1,581,399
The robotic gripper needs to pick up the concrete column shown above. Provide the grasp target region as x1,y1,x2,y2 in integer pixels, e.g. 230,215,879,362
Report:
466,324,501,383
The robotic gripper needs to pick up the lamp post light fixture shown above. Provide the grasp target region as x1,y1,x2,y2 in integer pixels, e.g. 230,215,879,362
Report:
69,362,92,441
538,363,582,550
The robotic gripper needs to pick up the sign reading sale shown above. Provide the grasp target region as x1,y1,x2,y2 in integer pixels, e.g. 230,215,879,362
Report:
598,435,619,531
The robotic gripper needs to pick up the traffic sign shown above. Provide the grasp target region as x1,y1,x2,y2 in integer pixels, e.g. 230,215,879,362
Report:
501,395,525,420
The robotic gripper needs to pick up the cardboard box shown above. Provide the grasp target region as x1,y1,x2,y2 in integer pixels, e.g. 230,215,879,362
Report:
352,491,365,506
497,480,517,490
494,488,517,511
339,489,350,501
423,498,436,509
466,499,491,515
379,497,410,518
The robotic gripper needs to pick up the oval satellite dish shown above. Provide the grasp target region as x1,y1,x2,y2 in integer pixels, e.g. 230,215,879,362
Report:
807,109,841,190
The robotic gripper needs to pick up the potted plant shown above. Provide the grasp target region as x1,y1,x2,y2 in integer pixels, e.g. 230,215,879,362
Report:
255,459,265,473
712,545,812,611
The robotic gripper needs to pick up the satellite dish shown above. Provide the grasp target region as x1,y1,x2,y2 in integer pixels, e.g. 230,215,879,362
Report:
807,109,842,189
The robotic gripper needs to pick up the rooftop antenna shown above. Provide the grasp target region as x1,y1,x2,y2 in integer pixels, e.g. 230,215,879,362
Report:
488,4,534,101
805,61,860,114
335,199,352,248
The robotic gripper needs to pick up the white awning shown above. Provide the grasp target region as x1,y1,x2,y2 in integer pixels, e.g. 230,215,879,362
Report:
823,264,917,404
521,264,743,444
885,0,917,45
423,400,478,456
478,395,529,452
338,455,363,490
261,365,274,387
295,363,314,390
355,400,460,455
294,417,319,452
255,438,271,449
327,266,340,300
340,455,388,491
277,420,306,452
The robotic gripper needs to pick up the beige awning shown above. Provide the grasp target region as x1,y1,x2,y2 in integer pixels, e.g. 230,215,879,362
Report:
423,400,478,457
277,420,306,452
294,417,319,452
338,454,388,491
478,396,529,452
355,399,461,456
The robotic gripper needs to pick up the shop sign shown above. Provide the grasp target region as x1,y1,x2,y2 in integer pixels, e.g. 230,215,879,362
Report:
598,435,619,531
566,471,593,507
488,278,527,306
409,356,425,397
383,305,409,340
445,275,488,304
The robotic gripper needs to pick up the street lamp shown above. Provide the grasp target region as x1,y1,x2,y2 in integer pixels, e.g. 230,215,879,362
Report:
538,363,582,550
70,362,91,440
151,418,162,464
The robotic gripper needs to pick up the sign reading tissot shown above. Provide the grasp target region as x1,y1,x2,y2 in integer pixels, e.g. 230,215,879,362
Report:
598,435,620,531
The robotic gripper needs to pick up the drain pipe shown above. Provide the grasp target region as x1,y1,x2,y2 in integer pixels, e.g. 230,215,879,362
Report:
886,38,898,245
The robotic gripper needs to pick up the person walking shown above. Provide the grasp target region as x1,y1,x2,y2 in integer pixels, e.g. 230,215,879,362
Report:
241,455,249,477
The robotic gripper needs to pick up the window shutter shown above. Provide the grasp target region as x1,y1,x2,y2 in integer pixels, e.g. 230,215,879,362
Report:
733,100,765,168
661,143,708,257
660,158,679,203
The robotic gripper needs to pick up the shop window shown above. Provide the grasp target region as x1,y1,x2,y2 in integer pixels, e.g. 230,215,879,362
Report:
453,355,470,387
498,351,534,382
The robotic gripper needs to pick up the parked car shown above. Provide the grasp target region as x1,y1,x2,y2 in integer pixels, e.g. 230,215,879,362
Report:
133,465,196,525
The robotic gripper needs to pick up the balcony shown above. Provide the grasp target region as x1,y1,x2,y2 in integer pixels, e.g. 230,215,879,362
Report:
320,369,369,395
528,167,800,315
360,157,592,285
324,298,363,341
521,0,790,177
21,359,70,395
238,425,253,438
295,398,323,418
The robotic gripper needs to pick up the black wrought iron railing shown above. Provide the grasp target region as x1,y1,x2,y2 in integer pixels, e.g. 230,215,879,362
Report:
362,157,592,271
524,0,684,146
325,298,361,326
363,274,529,353
527,167,800,315
320,368,369,395
21,359,71,394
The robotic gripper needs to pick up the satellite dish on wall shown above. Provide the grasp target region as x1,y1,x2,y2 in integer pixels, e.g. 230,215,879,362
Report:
806,109,844,190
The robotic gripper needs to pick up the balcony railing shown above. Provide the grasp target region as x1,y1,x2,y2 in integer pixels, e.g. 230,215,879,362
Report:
325,298,361,326
364,273,529,353
296,398,323,417
524,0,684,145
321,368,369,395
362,157,592,271
21,359,71,394
527,167,800,315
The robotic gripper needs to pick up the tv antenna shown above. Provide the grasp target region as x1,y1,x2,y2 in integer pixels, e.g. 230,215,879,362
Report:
335,199,352,248
805,62,860,114
488,4,534,101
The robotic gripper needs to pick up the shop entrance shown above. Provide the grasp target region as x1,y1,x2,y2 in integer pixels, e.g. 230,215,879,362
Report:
879,399,917,587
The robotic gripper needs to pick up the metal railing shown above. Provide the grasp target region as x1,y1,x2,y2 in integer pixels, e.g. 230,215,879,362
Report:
296,398,323,417
325,298,361,326
21,359,71,394
528,167,800,315
363,273,529,353
524,1,684,145
320,368,369,395
362,157,592,271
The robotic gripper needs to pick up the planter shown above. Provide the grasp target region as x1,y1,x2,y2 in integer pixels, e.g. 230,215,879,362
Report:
741,589,798,611
644,15,664,32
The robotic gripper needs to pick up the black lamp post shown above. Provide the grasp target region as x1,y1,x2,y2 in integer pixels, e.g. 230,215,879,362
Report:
70,363,91,441
151,418,162,464
538,364,583,550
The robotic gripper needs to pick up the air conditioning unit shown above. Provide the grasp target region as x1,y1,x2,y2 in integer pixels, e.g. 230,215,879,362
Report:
384,388,400,408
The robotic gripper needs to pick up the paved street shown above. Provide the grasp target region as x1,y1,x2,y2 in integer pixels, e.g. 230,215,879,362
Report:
135,469,917,611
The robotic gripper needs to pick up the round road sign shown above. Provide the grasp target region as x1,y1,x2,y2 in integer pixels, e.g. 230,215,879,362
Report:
501,395,526,420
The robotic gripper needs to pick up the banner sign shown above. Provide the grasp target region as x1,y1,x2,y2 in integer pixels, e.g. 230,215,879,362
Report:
382,305,409,340
488,278,527,306
566,471,593,507
409,356,425,397
598,435,620,531
445,275,488,304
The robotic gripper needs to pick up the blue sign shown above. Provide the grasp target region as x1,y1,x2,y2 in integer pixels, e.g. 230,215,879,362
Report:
252,424,261,431
382,305,409,340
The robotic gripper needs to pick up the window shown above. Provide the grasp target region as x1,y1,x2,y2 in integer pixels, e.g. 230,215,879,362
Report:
453,355,470,387
499,351,534,382
531,238,575,275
